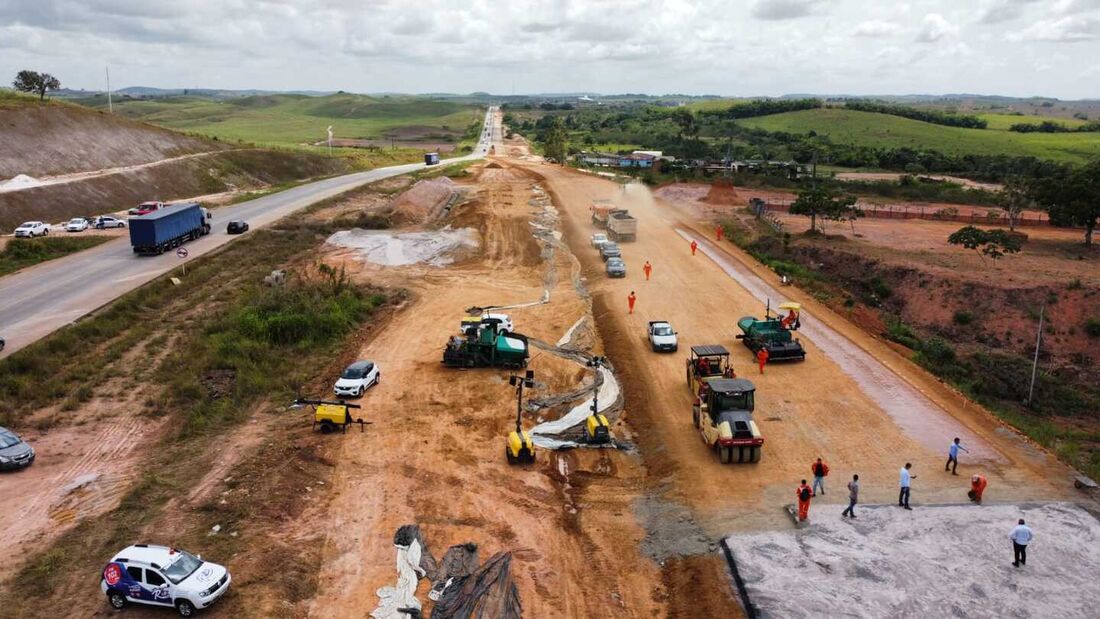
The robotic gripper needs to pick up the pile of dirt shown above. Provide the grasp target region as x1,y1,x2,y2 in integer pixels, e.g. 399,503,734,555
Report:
390,177,460,224
326,227,479,267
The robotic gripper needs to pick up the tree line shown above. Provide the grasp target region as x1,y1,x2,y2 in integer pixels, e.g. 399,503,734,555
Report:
698,98,822,120
1010,120,1100,133
842,100,988,129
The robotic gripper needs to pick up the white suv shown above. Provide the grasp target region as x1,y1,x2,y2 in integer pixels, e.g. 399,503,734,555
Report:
333,360,380,398
100,544,231,616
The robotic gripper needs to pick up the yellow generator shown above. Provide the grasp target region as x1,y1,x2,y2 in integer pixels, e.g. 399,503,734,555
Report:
584,412,612,445
295,398,367,434
506,370,537,465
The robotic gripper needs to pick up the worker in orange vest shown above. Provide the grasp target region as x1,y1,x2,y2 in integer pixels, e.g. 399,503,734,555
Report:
628,291,636,314
643,261,652,281
756,347,769,373
969,474,988,504
690,239,698,256
796,479,812,521
716,225,724,241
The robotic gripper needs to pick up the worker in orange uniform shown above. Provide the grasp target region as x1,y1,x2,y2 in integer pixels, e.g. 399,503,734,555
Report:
690,239,698,256
969,474,988,504
628,291,636,314
796,479,812,521
756,347,769,373
716,225,724,241
643,261,652,281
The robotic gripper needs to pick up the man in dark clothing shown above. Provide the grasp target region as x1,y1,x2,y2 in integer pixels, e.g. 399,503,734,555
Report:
842,474,860,518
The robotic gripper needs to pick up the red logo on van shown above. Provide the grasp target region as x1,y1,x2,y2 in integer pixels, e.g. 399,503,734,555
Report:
104,563,123,586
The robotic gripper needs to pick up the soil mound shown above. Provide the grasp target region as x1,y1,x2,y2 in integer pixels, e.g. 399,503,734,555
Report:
390,177,458,224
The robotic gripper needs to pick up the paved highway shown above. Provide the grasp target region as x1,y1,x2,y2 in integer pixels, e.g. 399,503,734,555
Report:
0,107,499,357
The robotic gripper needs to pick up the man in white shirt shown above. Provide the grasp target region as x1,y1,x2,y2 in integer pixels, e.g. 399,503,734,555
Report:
898,463,915,510
1010,518,1034,567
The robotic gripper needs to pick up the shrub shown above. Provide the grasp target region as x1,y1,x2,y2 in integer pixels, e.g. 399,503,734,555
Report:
1086,318,1100,338
953,310,974,325
885,317,920,350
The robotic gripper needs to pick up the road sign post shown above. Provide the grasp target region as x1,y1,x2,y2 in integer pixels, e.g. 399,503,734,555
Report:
176,246,189,276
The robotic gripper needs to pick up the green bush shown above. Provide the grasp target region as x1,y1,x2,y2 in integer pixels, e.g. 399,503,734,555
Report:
1085,319,1100,337
953,310,974,325
884,317,921,350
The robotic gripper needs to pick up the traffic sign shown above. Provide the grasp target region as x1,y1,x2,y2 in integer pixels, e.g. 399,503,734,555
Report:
176,247,189,259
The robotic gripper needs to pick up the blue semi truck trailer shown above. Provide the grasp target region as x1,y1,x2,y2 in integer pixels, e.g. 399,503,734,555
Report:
128,202,212,255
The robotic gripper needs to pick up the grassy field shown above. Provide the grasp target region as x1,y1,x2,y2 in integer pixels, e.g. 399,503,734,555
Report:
738,108,1100,163
0,236,112,277
76,93,483,147
978,112,1090,131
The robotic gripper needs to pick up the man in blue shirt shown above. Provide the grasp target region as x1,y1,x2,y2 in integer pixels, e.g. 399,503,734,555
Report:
899,463,915,510
945,437,969,475
1010,518,1033,567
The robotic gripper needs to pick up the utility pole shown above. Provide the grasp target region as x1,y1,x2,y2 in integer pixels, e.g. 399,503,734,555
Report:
1026,304,1044,409
105,66,113,114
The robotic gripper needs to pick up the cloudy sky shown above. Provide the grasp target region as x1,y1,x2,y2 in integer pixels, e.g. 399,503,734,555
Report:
1,0,1099,98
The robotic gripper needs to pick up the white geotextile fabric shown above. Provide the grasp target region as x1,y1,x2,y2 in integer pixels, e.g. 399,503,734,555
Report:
529,366,619,449
371,540,425,619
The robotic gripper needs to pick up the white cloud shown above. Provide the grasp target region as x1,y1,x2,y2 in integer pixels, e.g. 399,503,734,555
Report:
853,20,901,37
1009,16,1100,41
750,0,822,21
977,0,1040,25
916,13,959,42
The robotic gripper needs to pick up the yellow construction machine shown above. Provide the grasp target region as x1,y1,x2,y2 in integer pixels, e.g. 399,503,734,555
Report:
505,370,537,464
583,356,613,445
294,398,368,434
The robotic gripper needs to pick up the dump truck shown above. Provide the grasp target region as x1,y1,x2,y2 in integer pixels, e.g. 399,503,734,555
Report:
692,377,763,463
607,209,637,242
736,302,806,361
128,202,211,256
443,318,529,368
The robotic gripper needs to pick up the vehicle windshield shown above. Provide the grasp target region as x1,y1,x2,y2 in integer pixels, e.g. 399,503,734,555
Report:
0,431,21,449
715,391,753,412
653,325,672,336
162,550,203,585
18,222,35,228
68,219,83,224
341,367,365,379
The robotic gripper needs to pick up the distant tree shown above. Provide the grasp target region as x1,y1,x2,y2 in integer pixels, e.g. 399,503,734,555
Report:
999,176,1033,231
947,226,1022,262
1029,159,1100,246
789,185,860,232
672,108,697,141
543,117,568,163
12,70,61,100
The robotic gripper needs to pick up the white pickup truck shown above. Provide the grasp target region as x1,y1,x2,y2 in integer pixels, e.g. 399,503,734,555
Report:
647,321,678,352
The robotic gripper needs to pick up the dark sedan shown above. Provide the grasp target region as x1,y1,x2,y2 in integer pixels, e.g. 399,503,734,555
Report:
227,220,249,234
0,426,35,470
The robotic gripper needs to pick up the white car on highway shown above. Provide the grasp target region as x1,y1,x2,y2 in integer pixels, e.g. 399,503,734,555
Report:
100,544,231,616
65,218,89,232
648,321,679,352
591,233,608,248
13,221,49,237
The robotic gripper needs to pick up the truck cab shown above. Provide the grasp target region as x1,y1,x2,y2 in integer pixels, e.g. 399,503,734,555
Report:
692,377,763,463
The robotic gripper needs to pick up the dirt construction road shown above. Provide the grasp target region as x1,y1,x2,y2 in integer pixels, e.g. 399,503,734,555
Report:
514,161,1076,540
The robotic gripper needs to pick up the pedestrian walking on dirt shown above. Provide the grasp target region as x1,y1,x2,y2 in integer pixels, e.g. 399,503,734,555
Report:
899,463,915,510
756,347,769,373
628,291,636,314
643,261,652,281
842,474,860,518
811,457,829,496
796,479,813,521
945,437,969,475
690,239,698,256
716,225,724,241
969,473,988,504
1010,518,1033,567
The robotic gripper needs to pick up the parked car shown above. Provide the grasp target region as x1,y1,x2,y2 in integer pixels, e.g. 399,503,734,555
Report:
590,233,608,248
606,257,626,278
226,221,249,235
599,242,621,261
65,217,89,232
95,216,127,229
334,360,380,398
0,426,36,470
129,201,165,216
100,544,231,616
13,221,49,238
647,320,679,352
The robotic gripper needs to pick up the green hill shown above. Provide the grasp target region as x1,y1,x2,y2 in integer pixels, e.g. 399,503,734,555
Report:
76,93,482,147
738,108,1100,163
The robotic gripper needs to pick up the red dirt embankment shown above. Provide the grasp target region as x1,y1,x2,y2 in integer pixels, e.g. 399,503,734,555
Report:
0,101,222,178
